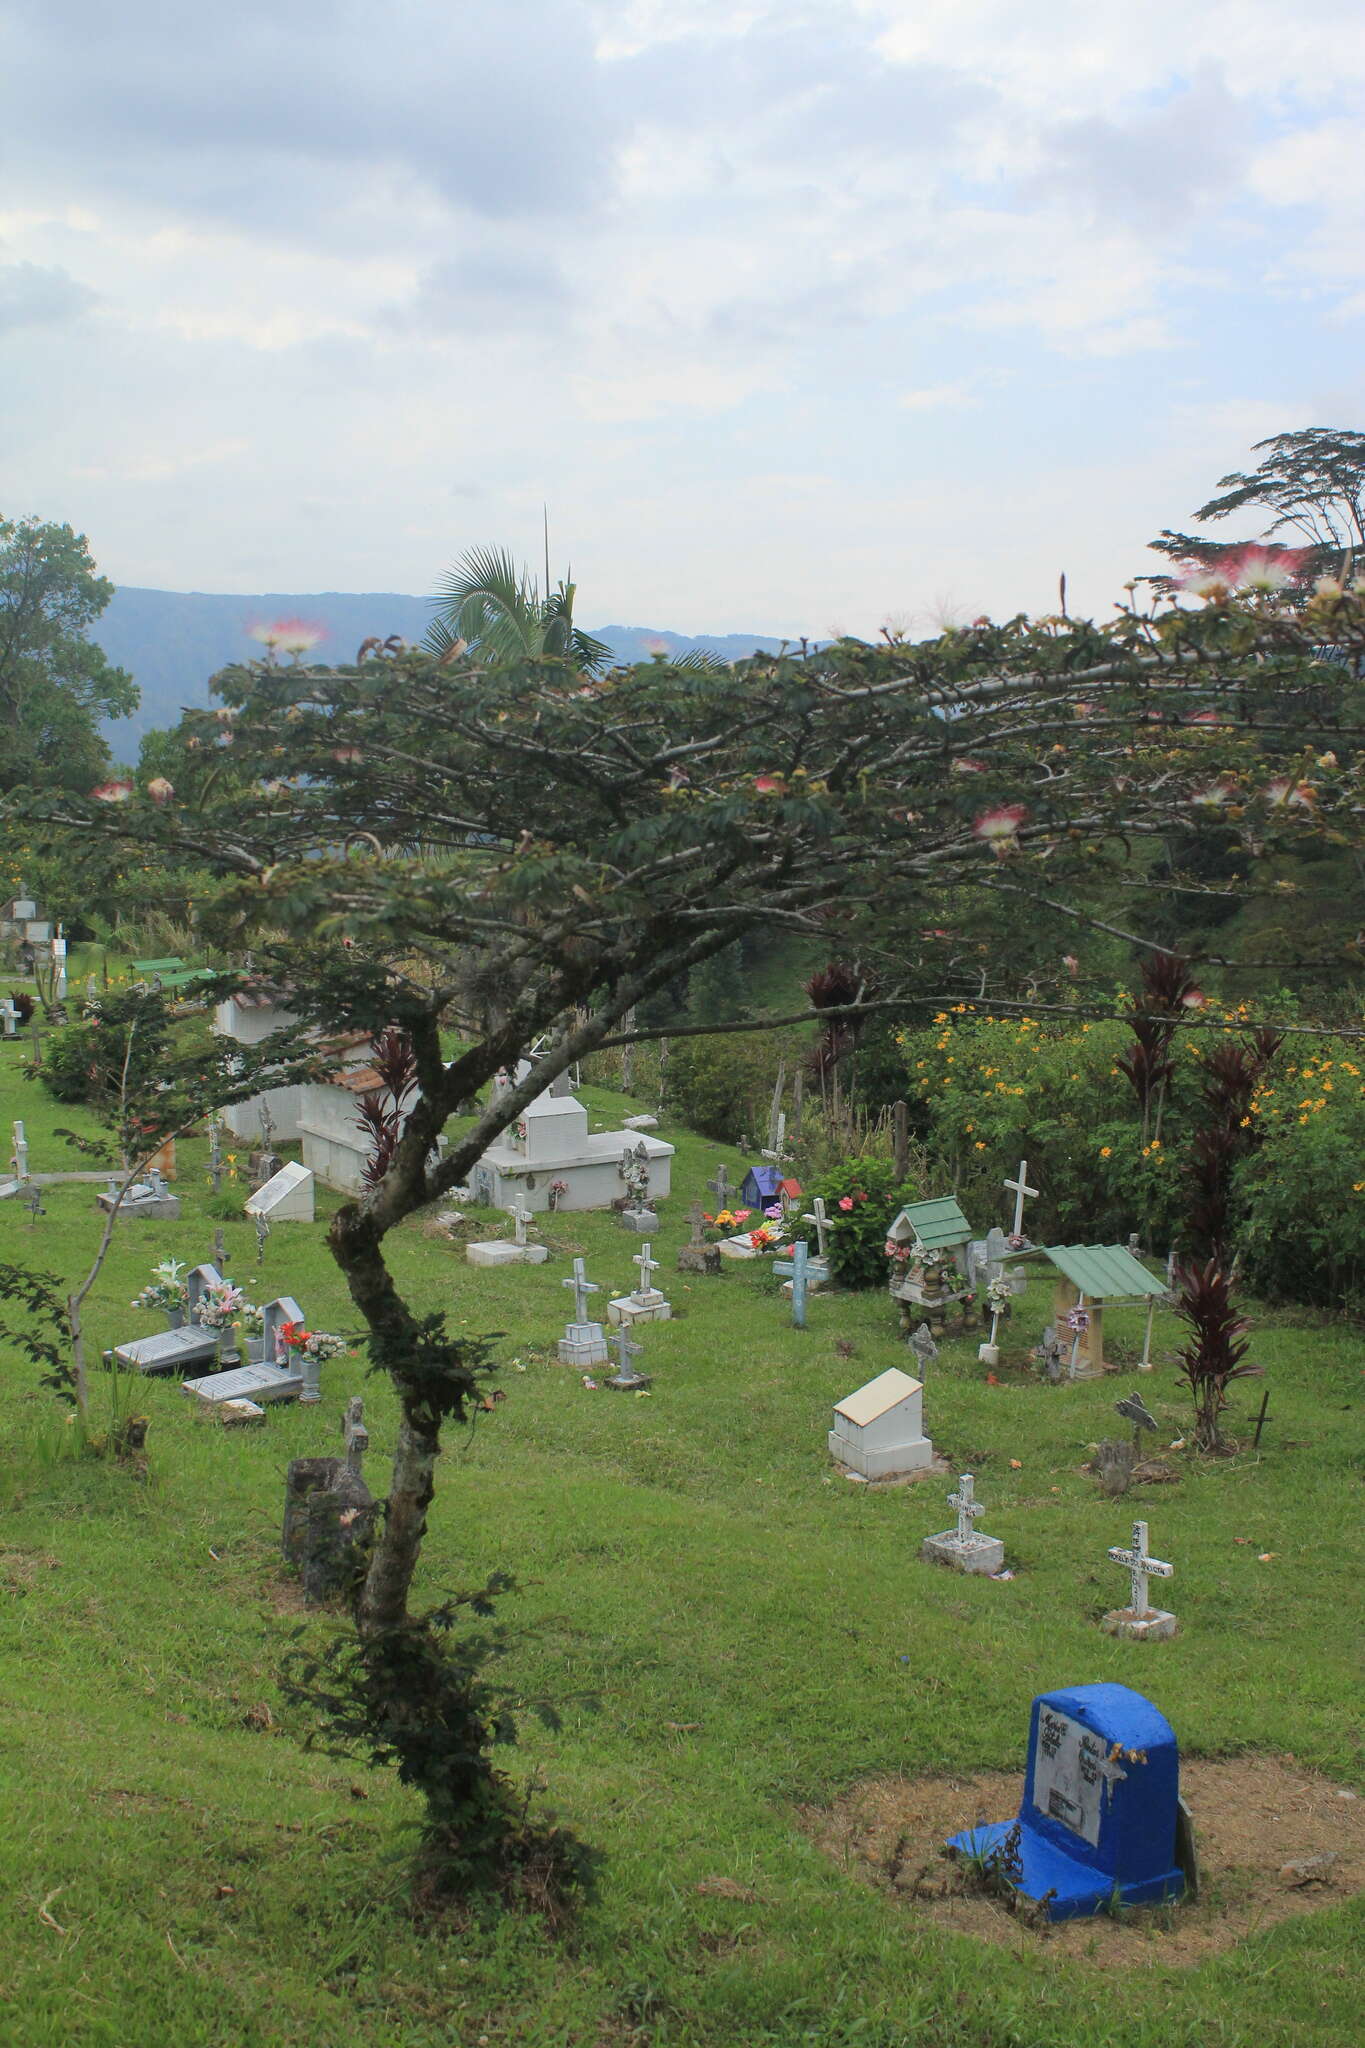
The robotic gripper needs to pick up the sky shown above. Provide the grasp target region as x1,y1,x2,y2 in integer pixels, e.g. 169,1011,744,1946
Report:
3,0,1362,636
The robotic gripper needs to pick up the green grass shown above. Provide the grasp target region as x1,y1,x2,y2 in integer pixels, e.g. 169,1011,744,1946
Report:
0,1019,1362,2047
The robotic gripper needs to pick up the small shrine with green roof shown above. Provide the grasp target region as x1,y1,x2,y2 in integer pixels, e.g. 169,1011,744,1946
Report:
886,1195,976,1323
1038,1242,1168,1377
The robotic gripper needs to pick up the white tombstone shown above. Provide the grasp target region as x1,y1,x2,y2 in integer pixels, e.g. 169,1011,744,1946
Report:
470,1081,674,1214
0,1000,17,1039
245,1161,315,1223
921,1472,1006,1575
1102,1519,1177,1640
828,1368,933,1479
11,1120,30,1182
607,1241,673,1326
558,1257,609,1365
466,1202,549,1266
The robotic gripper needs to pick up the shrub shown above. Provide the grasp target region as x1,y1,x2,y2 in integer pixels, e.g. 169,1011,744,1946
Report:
805,1158,923,1290
663,1028,803,1144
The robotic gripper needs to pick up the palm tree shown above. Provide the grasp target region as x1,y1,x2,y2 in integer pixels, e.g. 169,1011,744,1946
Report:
424,545,615,673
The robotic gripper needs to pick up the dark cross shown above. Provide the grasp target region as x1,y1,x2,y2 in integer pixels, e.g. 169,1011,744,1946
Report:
707,1163,731,1209
208,1118,224,1195
24,1182,45,1224
1114,1392,1158,1454
212,1227,228,1272
254,1211,270,1265
686,1199,706,1248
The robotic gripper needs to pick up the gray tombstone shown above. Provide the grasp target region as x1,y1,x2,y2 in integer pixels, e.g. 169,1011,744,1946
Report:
908,1322,939,1375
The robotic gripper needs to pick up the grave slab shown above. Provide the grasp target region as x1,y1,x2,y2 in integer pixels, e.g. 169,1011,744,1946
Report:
183,1360,305,1406
947,1682,1185,1920
112,1325,223,1376
245,1161,315,1223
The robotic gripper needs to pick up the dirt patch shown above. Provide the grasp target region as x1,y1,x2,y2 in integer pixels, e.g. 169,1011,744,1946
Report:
805,1756,1364,1964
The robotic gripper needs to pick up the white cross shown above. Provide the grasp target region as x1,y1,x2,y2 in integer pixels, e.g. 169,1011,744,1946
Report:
1107,1519,1173,1619
761,1110,787,1163
632,1242,660,1299
610,1324,645,1378
801,1196,830,1259
563,1258,599,1325
508,1202,534,1247
11,1120,29,1181
1003,1159,1038,1238
948,1473,985,1545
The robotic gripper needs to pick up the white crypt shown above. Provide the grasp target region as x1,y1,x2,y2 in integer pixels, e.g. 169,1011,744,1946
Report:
469,1073,674,1215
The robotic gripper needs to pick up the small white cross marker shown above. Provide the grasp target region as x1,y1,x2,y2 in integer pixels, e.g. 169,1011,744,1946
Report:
801,1196,830,1258
632,1242,660,1299
563,1257,599,1325
1107,1519,1173,1619
948,1473,985,1546
1003,1158,1038,1238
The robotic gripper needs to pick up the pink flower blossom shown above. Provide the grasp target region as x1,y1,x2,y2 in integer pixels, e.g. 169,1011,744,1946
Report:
753,774,787,795
972,803,1028,850
90,779,133,803
1189,778,1237,810
1231,545,1308,593
1176,562,1236,602
838,1196,854,1211
146,777,175,805
1265,775,1316,809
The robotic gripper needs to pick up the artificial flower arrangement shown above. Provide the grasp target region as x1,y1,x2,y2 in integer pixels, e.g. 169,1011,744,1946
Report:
194,1281,253,1331
548,1178,570,1211
276,1319,348,1365
986,1277,1015,1317
884,1238,915,1267
701,1206,753,1243
131,1258,189,1317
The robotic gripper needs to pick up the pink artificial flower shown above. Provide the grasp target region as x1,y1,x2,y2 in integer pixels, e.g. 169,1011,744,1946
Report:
972,803,1028,851
838,1196,854,1211
764,1204,783,1220
90,779,133,803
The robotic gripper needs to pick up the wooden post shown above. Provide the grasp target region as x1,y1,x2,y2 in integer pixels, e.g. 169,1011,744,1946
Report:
1139,1298,1157,1373
1252,1388,1270,1448
893,1099,909,1181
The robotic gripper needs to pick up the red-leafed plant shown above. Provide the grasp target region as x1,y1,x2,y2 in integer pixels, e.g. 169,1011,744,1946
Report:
1173,1257,1262,1451
1184,1028,1283,1264
354,1027,417,1191
1117,951,1200,1145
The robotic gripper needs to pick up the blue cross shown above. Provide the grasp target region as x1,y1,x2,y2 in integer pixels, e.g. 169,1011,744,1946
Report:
772,1239,810,1328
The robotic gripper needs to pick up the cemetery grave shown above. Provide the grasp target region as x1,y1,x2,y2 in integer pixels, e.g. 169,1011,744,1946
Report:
0,1025,1361,2046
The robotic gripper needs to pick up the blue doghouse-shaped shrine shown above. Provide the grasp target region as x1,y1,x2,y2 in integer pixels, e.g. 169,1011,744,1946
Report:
948,1681,1185,1919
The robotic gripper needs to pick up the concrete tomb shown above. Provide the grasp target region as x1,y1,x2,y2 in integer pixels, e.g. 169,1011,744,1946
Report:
607,1242,672,1326
947,1682,1186,1920
246,1161,315,1223
557,1258,609,1366
470,1069,673,1215
112,1262,226,1376
184,1296,307,1407
828,1367,933,1479
467,1202,550,1267
921,1471,1005,1575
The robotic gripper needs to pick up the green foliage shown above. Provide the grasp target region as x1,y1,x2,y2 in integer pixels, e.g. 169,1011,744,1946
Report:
1233,1045,1365,1307
34,985,178,1108
0,516,137,793
686,941,748,1028
425,543,614,673
664,1028,803,1142
0,1256,72,1402
806,1157,923,1289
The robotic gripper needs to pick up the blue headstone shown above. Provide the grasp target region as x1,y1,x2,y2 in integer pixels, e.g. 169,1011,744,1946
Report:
948,1682,1184,1920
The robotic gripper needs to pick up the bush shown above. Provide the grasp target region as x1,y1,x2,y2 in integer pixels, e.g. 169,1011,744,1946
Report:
805,1158,924,1290
663,1028,803,1144
1233,1041,1365,1309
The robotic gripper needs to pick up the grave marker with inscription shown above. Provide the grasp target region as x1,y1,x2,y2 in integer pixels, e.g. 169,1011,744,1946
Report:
947,1682,1186,1919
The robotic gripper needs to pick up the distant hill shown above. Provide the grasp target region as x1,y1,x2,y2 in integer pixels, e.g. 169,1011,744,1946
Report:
91,587,790,753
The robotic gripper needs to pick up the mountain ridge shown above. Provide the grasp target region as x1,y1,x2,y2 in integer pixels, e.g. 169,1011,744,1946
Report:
91,586,789,750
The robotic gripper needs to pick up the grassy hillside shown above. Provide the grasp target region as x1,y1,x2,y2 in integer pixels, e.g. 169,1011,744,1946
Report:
0,1021,1361,2047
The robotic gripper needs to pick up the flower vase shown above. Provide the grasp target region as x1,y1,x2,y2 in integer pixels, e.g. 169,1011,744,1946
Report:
299,1352,322,1404
167,1308,186,1330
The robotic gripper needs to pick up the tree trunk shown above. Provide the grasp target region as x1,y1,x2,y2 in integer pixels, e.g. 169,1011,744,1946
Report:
356,1400,440,1632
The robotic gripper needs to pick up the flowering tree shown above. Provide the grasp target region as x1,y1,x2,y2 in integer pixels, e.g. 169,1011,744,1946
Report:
15,585,1364,1884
